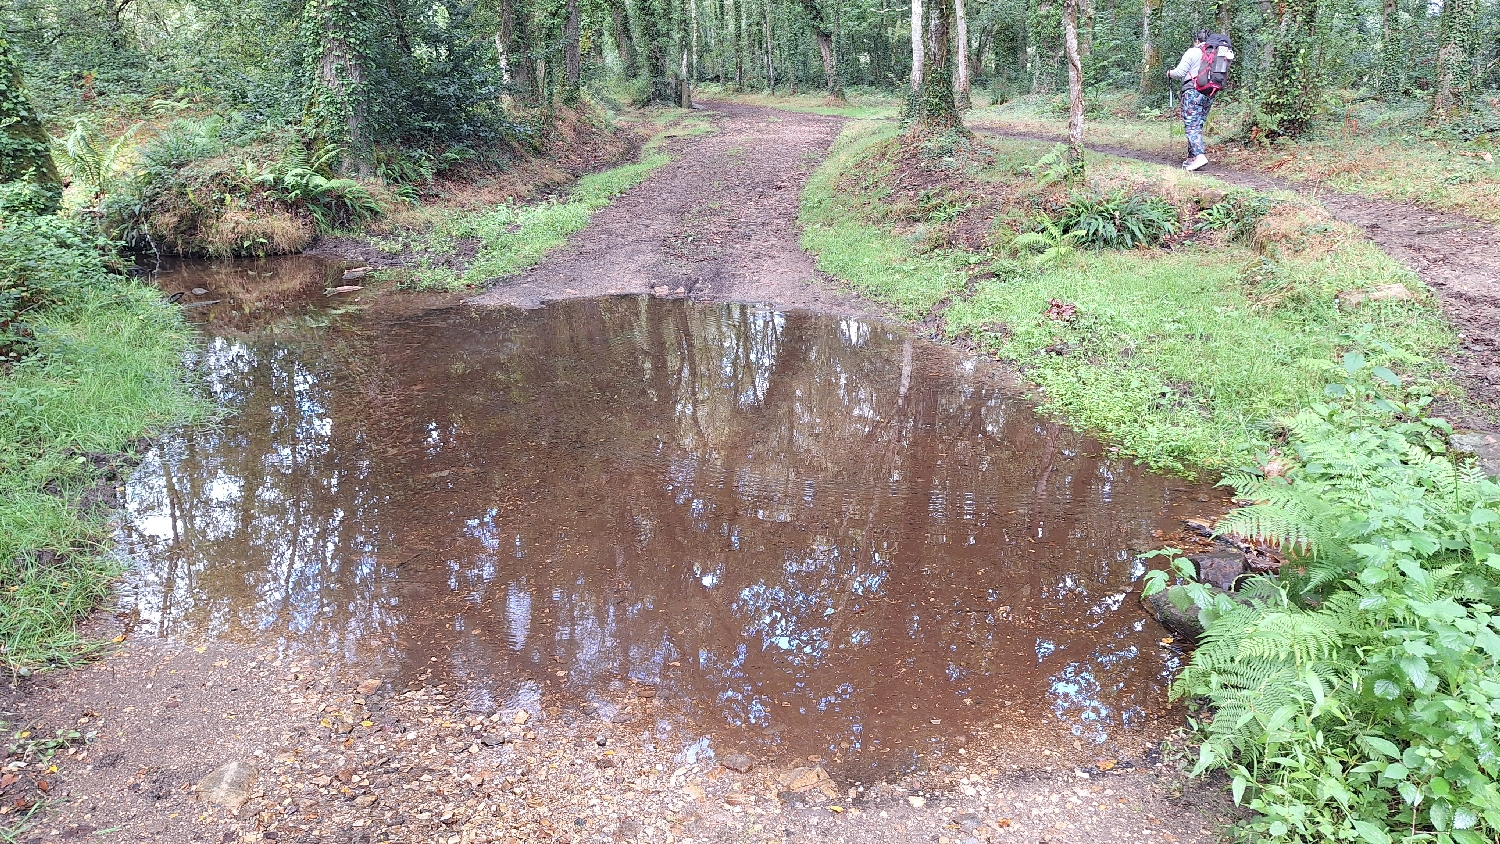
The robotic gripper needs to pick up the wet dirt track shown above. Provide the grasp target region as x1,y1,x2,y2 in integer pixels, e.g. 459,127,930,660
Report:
470,102,868,316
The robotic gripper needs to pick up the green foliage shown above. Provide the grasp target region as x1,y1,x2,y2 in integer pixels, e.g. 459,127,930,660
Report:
1060,190,1180,249
1,215,201,672
0,212,115,358
256,144,380,231
52,120,137,198
1196,191,1275,244
1010,213,1082,265
1162,355,1500,843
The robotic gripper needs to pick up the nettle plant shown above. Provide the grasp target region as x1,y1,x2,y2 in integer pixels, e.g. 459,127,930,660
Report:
1146,351,1500,843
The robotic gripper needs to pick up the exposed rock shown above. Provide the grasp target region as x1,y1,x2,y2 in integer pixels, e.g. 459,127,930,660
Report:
356,679,381,695
720,753,755,773
1143,587,1205,642
1192,549,1248,591
195,760,257,810
1452,430,1500,478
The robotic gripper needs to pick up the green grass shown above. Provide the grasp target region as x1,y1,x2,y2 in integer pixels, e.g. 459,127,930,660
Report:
970,92,1500,224
800,122,969,318
1,284,202,671
802,122,1454,473
384,113,715,291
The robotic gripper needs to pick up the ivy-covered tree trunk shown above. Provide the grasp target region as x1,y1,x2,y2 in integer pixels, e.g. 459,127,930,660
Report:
1062,0,1083,175
905,0,961,132
304,0,374,174
637,0,675,102
0,36,61,211
1432,0,1478,119
496,0,533,99
1254,0,1322,138
1377,0,1403,95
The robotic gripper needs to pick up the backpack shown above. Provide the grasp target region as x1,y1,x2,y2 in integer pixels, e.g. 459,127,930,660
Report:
1193,34,1235,96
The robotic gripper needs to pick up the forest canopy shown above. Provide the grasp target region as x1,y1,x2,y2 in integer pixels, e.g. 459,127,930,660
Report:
5,0,1500,158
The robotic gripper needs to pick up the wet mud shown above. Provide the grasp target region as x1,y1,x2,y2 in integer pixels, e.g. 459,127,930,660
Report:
119,261,1226,783
470,102,867,316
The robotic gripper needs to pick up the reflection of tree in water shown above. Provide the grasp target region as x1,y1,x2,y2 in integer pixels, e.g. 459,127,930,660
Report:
123,297,1204,772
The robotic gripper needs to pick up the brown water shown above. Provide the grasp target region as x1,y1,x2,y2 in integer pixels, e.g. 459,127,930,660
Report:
122,258,1222,780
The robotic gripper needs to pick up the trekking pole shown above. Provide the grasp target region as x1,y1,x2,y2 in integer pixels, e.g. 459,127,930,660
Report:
1168,88,1178,164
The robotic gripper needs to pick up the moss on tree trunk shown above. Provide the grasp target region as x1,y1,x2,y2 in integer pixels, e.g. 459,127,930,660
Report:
0,36,61,212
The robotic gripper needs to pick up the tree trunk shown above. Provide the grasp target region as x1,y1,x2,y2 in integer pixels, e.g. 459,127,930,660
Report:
564,0,582,96
1377,0,1401,94
907,0,961,132
910,0,924,90
497,0,532,97
1062,0,1084,174
763,0,775,91
306,0,370,173
953,0,971,108
798,0,839,96
1432,0,1477,119
1139,0,1161,97
0,36,61,211
611,0,639,78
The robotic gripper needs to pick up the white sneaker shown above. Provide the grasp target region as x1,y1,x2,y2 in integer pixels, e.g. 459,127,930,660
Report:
1183,154,1208,171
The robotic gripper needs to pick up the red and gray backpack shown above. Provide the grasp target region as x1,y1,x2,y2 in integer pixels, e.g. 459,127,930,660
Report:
1194,34,1235,96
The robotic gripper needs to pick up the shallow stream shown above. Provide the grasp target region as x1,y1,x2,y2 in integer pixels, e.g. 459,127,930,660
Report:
120,257,1223,780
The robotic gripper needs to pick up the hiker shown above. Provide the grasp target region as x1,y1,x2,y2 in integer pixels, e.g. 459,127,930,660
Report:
1167,30,1234,172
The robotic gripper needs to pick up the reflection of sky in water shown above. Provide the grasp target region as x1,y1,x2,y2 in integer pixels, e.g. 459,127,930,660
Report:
119,296,1212,772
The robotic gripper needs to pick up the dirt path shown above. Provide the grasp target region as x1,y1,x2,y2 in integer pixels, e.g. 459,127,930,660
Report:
470,102,870,316
977,127,1500,470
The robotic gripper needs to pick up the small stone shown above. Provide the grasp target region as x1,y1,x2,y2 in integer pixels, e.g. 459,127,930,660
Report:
354,793,378,807
191,287,209,296
356,679,381,695
778,766,831,793
636,687,657,699
681,784,706,801
721,754,755,773
512,710,529,725
1192,549,1248,591
908,795,926,808
196,760,258,809
596,757,617,769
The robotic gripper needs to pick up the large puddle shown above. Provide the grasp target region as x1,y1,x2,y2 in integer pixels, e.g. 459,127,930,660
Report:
122,258,1223,780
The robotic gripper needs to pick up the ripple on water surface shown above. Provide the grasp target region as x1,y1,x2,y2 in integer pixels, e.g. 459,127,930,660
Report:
122,266,1221,779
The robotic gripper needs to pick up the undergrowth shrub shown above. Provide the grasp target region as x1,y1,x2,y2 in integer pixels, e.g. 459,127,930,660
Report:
1147,350,1500,844
0,211,114,359
1197,191,1275,244
1059,190,1179,249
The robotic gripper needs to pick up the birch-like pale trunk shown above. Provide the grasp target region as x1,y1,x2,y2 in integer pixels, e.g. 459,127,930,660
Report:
1062,0,1085,174
953,0,970,108
910,0,923,90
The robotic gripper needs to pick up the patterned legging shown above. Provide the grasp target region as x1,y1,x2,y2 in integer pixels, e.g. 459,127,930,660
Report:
1182,88,1215,157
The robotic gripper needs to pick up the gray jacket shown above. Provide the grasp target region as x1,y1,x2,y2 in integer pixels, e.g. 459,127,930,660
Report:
1167,47,1206,93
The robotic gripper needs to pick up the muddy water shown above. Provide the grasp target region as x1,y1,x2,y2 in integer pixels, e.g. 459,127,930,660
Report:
123,258,1222,781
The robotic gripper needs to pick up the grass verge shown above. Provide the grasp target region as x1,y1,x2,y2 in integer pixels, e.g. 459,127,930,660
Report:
803,121,1454,473
1,221,202,673
375,111,716,291
968,92,1500,223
